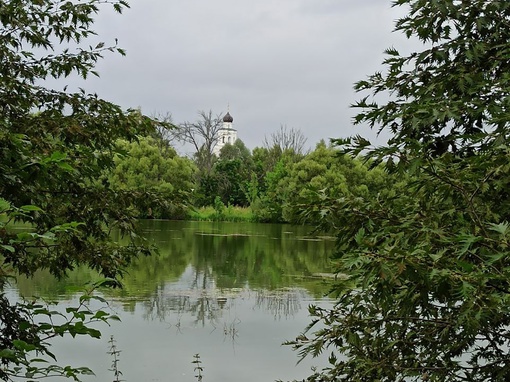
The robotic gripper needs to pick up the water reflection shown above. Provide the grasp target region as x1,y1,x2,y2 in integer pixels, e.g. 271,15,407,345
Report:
12,221,336,382
254,288,303,319
140,265,309,325
140,265,227,324
16,220,334,321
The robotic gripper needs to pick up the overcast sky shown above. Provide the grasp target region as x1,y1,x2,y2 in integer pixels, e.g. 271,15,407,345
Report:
73,0,413,153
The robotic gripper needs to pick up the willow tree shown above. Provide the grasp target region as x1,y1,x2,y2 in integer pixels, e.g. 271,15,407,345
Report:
0,1,165,379
289,1,510,381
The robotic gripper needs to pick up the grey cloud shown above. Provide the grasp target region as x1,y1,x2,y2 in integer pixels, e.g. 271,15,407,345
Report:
70,1,412,150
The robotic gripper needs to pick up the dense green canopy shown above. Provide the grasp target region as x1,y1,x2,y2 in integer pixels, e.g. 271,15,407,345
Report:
107,136,196,219
287,1,510,381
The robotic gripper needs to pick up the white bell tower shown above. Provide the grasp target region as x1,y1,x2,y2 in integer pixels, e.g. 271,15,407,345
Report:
213,109,237,156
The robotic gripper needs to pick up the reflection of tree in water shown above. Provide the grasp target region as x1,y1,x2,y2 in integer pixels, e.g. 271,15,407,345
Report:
140,265,307,325
12,220,333,335
128,221,334,325
254,288,303,320
141,265,235,326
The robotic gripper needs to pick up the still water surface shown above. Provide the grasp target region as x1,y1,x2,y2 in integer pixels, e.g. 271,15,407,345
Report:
11,220,336,382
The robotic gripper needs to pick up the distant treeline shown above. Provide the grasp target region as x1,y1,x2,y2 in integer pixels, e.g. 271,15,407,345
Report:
104,132,403,224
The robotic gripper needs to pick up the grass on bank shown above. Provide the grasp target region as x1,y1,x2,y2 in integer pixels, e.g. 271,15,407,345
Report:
186,205,257,222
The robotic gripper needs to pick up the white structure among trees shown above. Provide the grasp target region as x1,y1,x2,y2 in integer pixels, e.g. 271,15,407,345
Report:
213,111,237,156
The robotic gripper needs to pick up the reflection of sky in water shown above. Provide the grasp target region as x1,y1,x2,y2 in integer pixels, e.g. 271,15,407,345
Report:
6,279,332,382
97,265,333,382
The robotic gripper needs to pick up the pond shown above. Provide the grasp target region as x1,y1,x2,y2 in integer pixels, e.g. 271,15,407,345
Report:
8,220,337,382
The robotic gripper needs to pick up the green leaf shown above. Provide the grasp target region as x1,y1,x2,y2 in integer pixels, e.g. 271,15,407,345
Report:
57,162,75,172
12,340,37,352
0,197,11,212
1,244,15,253
488,222,509,236
487,252,506,264
49,151,66,161
20,205,43,212
29,358,49,363
0,349,17,360
93,310,109,319
354,227,365,245
87,328,102,339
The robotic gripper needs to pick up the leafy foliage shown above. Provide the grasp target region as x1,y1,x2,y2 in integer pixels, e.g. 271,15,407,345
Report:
252,152,294,222
287,1,510,381
0,282,121,381
107,136,196,219
0,0,164,379
279,141,391,223
193,139,254,207
253,142,392,224
214,140,254,206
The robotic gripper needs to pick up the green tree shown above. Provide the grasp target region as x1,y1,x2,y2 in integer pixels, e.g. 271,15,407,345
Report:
252,128,310,221
253,151,297,222
0,1,162,379
215,139,254,206
218,138,252,162
252,145,284,196
253,142,392,223
193,172,219,207
193,139,255,207
214,159,248,206
280,141,390,223
108,136,196,219
288,1,510,381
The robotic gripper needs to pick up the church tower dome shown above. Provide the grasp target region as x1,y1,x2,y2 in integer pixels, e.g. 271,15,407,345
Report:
223,112,233,123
